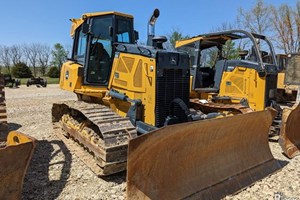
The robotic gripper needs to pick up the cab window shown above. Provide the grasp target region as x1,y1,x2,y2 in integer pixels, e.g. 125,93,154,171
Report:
73,26,87,64
116,19,132,43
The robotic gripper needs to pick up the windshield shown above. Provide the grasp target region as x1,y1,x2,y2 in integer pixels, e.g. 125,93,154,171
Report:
91,16,113,57
81,15,134,85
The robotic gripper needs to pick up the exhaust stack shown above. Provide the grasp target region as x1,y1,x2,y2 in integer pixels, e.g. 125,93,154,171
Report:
147,9,160,46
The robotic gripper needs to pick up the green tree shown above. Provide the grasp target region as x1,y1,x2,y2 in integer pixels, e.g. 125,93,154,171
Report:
167,29,189,49
51,43,68,71
12,62,32,78
222,40,241,60
47,66,60,78
205,23,241,67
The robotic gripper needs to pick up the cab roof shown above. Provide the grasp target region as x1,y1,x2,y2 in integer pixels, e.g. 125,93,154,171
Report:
70,11,133,37
175,30,266,50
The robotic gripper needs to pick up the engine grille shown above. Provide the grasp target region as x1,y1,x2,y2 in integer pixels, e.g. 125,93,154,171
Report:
155,68,190,127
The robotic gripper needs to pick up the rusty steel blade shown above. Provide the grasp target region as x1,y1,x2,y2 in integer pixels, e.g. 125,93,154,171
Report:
279,102,300,158
0,131,36,200
127,109,281,200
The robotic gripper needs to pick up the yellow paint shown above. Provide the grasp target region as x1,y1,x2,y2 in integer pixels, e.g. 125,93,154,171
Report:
109,53,156,125
277,72,285,90
59,61,107,98
175,35,232,48
219,67,266,111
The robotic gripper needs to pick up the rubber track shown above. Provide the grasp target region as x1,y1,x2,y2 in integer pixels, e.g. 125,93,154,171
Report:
52,100,137,176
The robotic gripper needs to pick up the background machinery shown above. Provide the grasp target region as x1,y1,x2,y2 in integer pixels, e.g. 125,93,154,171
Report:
175,30,278,112
275,54,299,102
26,76,47,87
176,30,300,159
52,11,281,199
276,53,300,158
3,74,20,88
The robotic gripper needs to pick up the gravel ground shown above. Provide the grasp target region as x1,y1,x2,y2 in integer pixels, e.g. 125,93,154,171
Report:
3,84,300,200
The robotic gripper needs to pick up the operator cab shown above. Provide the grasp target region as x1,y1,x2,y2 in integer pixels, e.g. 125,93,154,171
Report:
71,12,136,86
176,30,278,91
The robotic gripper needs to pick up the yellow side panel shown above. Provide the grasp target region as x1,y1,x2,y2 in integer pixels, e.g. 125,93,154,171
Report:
219,67,266,111
277,72,285,90
60,61,107,98
110,54,146,93
109,53,156,126
59,61,82,92
133,60,143,87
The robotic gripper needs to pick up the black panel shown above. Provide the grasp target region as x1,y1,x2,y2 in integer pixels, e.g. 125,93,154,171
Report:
114,43,157,58
155,51,190,127
265,74,277,107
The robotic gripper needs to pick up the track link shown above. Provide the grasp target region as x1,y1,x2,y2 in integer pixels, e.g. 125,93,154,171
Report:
0,74,7,138
52,100,137,176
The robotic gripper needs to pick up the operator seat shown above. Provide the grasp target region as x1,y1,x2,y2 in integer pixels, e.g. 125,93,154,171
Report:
89,42,111,83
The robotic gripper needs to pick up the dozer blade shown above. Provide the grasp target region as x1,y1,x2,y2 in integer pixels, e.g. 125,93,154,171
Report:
279,102,300,158
127,109,281,200
0,131,36,200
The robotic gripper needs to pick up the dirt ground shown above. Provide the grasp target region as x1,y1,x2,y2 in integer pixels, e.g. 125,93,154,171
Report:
3,84,300,200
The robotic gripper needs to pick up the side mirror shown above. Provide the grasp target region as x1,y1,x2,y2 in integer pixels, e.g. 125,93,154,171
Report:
134,30,139,42
82,23,89,34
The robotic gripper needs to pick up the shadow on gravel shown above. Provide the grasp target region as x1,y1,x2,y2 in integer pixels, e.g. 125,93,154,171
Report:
22,140,72,200
277,159,289,169
102,171,126,184
8,122,22,131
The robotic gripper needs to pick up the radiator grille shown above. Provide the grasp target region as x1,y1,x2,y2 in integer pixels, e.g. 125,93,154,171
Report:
155,69,190,127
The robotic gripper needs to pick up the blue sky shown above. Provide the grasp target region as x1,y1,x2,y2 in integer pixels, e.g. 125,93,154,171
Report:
0,0,296,47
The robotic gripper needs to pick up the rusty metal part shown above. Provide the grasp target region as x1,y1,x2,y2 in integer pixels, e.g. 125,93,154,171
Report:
127,109,281,200
0,131,36,200
0,74,8,138
190,98,253,115
279,102,300,158
52,100,137,176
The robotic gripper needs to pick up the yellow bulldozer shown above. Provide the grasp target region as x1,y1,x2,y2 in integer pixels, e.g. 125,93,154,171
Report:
52,10,283,199
175,30,278,111
175,30,300,159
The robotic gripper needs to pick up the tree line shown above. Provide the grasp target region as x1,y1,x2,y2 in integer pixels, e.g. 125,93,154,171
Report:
237,0,300,54
0,43,69,77
168,0,300,55
2,0,298,78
